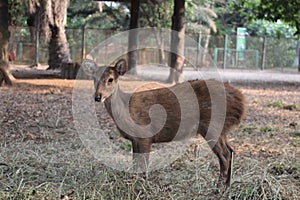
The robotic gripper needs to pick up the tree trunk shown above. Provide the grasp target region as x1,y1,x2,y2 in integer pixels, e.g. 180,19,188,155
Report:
27,13,36,42
28,7,42,68
201,27,211,65
47,24,71,70
46,0,71,70
168,0,185,84
127,0,140,75
153,28,167,65
0,0,14,86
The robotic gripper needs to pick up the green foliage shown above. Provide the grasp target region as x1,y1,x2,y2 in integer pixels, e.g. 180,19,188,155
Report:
139,0,173,28
139,0,218,32
67,0,219,33
247,20,297,38
232,0,300,35
67,1,129,29
267,101,300,111
8,0,28,26
240,124,257,134
185,0,218,33
260,37,296,68
256,0,300,34
120,143,132,152
290,140,300,147
260,126,274,133
214,0,248,34
67,0,99,17
238,27,296,69
267,101,287,109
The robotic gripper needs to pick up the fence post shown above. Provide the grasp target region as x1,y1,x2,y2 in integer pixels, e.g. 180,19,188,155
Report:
34,8,41,65
81,26,86,63
196,33,201,67
223,34,228,69
213,48,218,64
17,42,23,60
261,36,267,70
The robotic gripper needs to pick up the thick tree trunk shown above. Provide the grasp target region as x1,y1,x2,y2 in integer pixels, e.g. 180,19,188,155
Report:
47,25,71,69
0,0,14,86
127,0,140,75
168,0,185,84
27,13,36,42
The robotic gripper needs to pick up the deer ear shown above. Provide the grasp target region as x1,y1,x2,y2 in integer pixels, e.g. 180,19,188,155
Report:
115,59,128,76
82,59,97,76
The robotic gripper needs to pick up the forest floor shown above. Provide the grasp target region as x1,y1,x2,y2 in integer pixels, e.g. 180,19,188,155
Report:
0,73,299,199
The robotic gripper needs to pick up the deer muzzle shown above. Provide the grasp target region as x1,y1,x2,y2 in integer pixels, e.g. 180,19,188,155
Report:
95,94,102,102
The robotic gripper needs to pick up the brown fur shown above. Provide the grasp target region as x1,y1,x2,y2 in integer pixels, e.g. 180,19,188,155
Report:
93,59,246,187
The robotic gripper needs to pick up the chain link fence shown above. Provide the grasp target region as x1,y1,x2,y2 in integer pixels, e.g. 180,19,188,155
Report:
8,26,299,71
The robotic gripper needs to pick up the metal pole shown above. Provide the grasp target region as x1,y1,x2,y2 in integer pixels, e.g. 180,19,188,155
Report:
223,34,228,69
34,8,40,65
298,34,300,72
261,36,267,70
81,26,86,63
196,32,201,67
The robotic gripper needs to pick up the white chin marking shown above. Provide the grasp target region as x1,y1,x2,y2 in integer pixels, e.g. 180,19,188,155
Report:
101,98,106,103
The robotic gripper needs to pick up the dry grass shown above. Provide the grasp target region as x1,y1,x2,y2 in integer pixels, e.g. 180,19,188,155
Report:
0,79,299,199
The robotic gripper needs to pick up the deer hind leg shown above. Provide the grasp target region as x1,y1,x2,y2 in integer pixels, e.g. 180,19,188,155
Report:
132,138,151,173
208,135,233,187
225,142,234,186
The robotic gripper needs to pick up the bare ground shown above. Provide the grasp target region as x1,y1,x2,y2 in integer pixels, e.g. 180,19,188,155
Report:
0,78,299,199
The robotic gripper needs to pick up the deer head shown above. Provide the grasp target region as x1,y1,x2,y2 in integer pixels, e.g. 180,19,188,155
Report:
86,59,127,102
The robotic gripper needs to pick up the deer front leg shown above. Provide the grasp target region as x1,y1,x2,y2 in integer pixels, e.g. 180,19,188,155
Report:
132,138,152,173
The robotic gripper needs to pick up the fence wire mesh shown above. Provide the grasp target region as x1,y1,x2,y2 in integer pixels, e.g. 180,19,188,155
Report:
8,26,299,71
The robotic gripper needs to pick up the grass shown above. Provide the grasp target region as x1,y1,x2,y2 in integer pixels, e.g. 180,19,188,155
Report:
290,140,300,148
267,101,300,111
239,125,257,134
224,158,300,200
269,162,300,177
120,143,132,152
1,80,300,199
260,126,275,133
1,137,299,200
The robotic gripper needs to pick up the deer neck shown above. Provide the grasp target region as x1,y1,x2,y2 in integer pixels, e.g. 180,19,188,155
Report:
104,84,129,118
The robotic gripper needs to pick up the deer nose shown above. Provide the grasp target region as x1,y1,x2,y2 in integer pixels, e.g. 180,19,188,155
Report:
95,94,102,102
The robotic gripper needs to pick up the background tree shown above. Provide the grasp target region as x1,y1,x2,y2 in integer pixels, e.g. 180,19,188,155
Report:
186,0,217,65
139,1,173,65
210,0,246,34
68,1,130,29
30,0,71,69
168,0,185,84
8,0,27,26
233,0,300,71
246,20,297,38
0,0,15,86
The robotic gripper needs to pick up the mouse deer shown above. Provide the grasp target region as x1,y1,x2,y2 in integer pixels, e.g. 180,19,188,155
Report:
88,59,246,187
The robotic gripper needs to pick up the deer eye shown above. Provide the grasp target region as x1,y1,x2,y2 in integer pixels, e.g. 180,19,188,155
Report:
107,78,114,84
